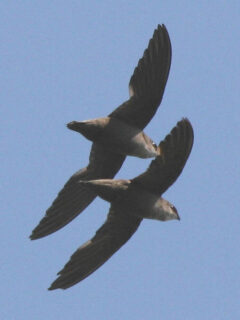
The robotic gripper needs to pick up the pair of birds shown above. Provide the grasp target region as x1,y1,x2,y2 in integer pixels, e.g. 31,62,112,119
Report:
30,25,194,290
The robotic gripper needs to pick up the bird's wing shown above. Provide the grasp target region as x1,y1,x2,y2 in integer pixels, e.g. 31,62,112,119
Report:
109,24,171,130
30,144,125,240
49,206,142,290
132,118,194,195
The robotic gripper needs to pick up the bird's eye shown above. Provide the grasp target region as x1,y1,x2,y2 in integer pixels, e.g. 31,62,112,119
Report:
152,142,157,149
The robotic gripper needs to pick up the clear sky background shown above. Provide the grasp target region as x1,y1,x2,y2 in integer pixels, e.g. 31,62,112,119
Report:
1,1,240,319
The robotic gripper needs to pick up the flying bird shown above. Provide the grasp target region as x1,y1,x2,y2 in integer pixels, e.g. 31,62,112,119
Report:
30,24,172,239
49,118,194,290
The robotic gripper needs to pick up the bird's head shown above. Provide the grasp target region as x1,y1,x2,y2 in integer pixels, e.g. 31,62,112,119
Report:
158,198,180,221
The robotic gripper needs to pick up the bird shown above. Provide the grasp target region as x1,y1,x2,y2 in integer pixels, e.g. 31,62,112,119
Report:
30,24,172,240
49,118,194,290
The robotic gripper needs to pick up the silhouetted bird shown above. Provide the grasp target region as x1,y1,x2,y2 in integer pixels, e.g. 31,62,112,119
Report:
30,24,172,239
49,118,194,290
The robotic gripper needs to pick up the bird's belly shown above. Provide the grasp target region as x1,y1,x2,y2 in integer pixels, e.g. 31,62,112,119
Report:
121,190,166,221
99,118,158,158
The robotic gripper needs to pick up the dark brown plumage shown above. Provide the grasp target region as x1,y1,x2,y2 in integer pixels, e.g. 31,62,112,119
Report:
49,118,194,290
30,24,172,240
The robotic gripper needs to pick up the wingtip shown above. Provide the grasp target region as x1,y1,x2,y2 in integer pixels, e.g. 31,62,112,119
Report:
29,228,44,240
179,117,194,141
29,234,34,240
48,285,54,291
48,276,71,291
156,117,194,153
48,284,60,291
177,117,193,131
157,23,166,30
29,230,38,240
48,277,61,291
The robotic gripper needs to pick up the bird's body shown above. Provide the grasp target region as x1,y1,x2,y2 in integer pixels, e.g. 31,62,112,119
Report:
29,24,195,291
30,24,172,240
67,117,159,158
49,119,194,290
80,179,178,221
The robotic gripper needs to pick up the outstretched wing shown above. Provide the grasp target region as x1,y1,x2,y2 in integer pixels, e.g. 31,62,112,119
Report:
49,206,142,290
132,119,194,195
30,144,125,240
30,25,171,240
109,24,171,130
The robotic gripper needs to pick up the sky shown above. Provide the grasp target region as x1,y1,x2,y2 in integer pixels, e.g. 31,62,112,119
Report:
1,1,240,319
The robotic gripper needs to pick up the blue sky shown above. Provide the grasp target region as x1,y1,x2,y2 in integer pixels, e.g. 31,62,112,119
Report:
1,1,240,319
